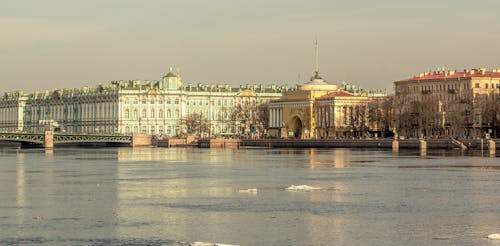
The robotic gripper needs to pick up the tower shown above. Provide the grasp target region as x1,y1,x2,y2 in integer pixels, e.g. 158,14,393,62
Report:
162,67,182,90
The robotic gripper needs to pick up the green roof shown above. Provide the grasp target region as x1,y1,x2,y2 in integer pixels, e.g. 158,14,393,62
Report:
164,72,177,78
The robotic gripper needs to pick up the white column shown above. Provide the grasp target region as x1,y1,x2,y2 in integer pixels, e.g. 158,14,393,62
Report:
269,108,276,127
269,109,274,127
279,109,283,127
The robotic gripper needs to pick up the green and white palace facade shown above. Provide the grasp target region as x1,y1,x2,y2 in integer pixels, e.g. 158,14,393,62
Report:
0,69,292,136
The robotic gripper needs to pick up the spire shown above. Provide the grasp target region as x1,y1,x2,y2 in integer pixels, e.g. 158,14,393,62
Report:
313,38,321,79
315,38,319,74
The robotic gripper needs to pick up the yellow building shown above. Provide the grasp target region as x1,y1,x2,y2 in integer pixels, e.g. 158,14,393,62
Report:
268,71,337,138
314,91,369,138
268,69,371,139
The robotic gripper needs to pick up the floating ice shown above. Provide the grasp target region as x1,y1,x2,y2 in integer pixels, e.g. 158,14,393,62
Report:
190,242,239,246
238,188,258,194
488,234,500,240
286,185,322,191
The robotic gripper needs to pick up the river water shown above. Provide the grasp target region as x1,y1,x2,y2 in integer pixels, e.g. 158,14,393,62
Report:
0,147,499,245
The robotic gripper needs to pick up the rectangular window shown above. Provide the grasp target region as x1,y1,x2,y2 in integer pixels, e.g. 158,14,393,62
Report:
475,83,480,88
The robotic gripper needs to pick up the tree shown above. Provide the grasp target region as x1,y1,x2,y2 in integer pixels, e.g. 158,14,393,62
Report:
230,101,269,138
178,112,210,138
367,96,395,137
476,93,500,138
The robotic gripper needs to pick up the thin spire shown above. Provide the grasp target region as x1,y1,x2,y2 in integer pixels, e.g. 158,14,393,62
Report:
315,38,319,74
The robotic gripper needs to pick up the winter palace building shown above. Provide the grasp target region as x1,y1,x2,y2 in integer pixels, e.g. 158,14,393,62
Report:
0,68,292,136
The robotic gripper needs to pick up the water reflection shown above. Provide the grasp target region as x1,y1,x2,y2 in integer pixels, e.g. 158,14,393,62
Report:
16,152,25,232
1,147,499,245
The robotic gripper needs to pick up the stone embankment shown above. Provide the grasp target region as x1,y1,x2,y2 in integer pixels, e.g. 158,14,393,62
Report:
240,138,499,150
154,137,499,155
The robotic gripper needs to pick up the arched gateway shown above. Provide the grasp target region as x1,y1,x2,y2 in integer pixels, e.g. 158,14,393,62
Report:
289,116,303,139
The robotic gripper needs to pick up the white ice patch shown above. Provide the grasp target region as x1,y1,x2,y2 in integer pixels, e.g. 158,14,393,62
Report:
488,234,500,240
286,185,322,191
190,242,239,246
238,188,258,194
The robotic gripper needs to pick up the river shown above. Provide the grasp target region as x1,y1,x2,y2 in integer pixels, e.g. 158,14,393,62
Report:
1,147,499,245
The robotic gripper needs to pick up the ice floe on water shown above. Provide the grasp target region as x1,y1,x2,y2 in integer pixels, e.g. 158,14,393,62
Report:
488,234,500,240
190,242,239,246
286,185,322,191
238,188,258,194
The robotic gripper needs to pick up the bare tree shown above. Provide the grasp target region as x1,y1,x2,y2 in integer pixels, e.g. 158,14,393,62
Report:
476,93,500,138
179,112,210,138
230,101,269,138
368,96,395,137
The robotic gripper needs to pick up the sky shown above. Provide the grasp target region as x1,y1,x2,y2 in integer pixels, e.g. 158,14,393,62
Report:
1,0,500,93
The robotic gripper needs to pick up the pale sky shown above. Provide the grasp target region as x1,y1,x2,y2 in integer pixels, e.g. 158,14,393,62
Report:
1,0,500,93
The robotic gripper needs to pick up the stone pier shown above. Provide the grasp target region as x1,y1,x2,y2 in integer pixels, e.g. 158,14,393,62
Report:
420,139,427,156
198,138,241,148
392,139,399,152
489,140,496,156
132,133,152,147
44,131,54,149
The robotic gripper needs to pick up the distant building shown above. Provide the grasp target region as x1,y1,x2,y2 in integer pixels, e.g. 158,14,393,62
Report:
266,40,390,139
314,91,369,138
394,68,500,138
268,71,338,139
0,68,292,136
0,91,26,131
268,69,376,139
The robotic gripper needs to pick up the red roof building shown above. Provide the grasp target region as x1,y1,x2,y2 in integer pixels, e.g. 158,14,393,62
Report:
393,68,500,139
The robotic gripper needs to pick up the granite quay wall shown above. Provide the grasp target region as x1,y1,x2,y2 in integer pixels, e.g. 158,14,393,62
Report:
131,133,152,147
240,139,500,150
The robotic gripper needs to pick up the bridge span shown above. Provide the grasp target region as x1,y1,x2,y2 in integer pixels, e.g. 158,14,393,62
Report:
0,131,150,148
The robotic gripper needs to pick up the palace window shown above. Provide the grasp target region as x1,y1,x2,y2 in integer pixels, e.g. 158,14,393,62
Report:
124,108,130,118
142,109,147,118
150,109,155,118
159,109,164,118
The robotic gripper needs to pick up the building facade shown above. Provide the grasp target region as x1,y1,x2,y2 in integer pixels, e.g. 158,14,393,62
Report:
0,91,26,131
0,68,292,136
268,70,375,139
394,68,500,138
314,91,369,138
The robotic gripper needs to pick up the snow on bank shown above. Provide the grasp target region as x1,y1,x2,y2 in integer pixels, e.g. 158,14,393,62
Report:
488,234,500,240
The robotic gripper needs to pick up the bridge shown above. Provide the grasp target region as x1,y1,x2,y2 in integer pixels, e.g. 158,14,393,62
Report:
0,131,150,148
